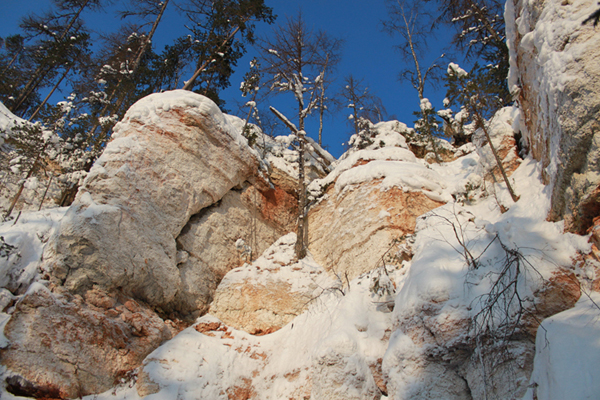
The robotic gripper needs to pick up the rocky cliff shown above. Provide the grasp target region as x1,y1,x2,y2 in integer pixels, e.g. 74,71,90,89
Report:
506,0,600,234
0,2,600,398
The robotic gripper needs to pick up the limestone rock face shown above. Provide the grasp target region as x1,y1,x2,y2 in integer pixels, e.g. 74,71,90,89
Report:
174,181,296,319
43,91,261,311
309,181,444,280
384,269,580,400
506,0,600,233
209,233,332,334
1,286,171,398
0,91,300,398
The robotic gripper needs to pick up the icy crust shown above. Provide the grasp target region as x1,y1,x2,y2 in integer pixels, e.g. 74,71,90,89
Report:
521,293,600,400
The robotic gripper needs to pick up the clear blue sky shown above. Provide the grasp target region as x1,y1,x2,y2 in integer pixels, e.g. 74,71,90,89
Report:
0,0,457,158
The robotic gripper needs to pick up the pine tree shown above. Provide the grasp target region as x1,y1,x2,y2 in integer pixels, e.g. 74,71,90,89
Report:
82,0,170,157
180,0,275,108
430,0,511,105
413,97,443,162
10,0,102,116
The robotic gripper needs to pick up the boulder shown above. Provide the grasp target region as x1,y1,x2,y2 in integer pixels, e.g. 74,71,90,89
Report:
1,285,170,398
0,91,300,398
43,90,262,311
209,233,332,334
506,0,600,233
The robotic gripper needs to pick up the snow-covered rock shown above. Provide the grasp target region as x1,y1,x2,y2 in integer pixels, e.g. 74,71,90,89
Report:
209,233,332,335
2,288,170,398
133,264,393,400
474,107,523,182
0,91,299,398
43,91,262,311
173,181,296,319
383,157,588,400
308,143,448,281
506,0,600,233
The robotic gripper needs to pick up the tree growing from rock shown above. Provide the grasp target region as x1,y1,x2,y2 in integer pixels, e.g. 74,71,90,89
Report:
383,0,445,161
258,12,341,259
340,74,385,137
445,62,519,203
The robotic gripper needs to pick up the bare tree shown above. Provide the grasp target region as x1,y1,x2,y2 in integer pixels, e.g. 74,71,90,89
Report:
340,74,385,136
383,0,443,102
384,0,445,161
258,11,341,259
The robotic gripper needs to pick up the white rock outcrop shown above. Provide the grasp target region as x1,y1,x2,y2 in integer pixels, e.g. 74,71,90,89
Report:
209,233,332,334
173,180,296,319
308,136,448,280
43,91,262,311
506,0,600,233
2,287,171,398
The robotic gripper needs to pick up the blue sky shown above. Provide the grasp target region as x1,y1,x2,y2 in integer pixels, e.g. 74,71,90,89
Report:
0,0,457,158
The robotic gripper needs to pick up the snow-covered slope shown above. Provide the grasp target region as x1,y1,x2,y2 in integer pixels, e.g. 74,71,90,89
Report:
1,74,599,400
1,102,595,400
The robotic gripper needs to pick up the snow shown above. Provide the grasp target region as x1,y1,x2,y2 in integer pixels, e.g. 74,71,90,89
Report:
520,293,600,400
447,62,468,77
0,208,67,350
0,101,25,145
1,90,599,400
113,90,249,152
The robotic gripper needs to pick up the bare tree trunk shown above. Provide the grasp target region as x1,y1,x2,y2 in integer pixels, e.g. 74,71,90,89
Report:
3,49,21,74
38,174,52,211
399,4,424,100
475,111,519,203
317,55,329,146
182,26,240,91
296,130,307,259
131,0,169,74
269,106,308,259
28,65,72,122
